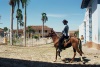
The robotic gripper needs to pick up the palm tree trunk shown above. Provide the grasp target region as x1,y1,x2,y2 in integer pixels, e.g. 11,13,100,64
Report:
17,5,19,38
24,4,26,46
17,19,19,38
10,5,13,45
42,21,44,38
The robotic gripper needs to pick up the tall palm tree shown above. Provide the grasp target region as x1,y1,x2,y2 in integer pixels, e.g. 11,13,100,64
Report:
16,0,21,38
21,0,30,46
27,26,31,38
20,22,24,29
16,9,23,37
20,22,24,37
9,0,16,45
41,13,48,38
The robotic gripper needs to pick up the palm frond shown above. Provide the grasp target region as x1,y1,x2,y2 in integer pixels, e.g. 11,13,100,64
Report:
16,0,20,8
21,0,30,8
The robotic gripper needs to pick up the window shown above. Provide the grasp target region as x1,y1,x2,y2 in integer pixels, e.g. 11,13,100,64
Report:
39,30,41,33
45,30,47,33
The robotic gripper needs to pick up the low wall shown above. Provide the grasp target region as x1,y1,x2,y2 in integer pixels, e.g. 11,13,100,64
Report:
83,41,100,50
25,38,53,47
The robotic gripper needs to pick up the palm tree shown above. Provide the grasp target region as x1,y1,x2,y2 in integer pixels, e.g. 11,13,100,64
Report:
21,0,30,46
16,0,20,38
16,9,23,38
19,22,24,37
41,13,48,38
27,26,35,38
20,22,24,29
27,26,31,38
9,0,16,45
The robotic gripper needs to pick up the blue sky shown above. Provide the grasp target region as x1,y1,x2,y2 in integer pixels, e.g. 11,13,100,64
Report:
0,0,86,32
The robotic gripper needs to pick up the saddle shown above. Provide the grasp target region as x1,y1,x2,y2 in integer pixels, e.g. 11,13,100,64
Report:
64,36,70,43
61,36,71,49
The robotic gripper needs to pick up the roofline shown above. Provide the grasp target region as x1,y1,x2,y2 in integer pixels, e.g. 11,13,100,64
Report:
81,0,90,9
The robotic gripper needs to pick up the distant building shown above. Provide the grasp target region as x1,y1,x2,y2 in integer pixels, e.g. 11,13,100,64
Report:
56,32,62,37
69,30,79,37
26,25,53,37
13,25,53,37
55,30,79,38
80,0,100,45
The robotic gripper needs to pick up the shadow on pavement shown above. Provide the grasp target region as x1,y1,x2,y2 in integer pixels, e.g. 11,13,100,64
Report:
62,57,90,64
0,57,99,67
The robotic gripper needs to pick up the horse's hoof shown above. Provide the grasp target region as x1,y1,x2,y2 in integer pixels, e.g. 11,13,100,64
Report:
69,61,73,63
81,60,85,64
83,61,86,64
53,60,56,62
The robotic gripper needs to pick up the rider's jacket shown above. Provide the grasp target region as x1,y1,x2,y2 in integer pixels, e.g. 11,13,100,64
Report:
62,24,69,37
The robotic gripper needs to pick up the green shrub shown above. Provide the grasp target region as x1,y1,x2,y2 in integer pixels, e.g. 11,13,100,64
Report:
33,35,39,39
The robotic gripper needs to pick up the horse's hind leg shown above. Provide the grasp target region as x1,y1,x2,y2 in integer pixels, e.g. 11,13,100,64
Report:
70,48,76,63
75,47,83,62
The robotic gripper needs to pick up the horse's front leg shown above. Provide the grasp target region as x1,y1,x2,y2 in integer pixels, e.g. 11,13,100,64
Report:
54,48,57,62
54,48,61,62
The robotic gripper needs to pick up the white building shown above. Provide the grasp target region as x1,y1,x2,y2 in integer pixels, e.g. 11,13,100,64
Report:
80,0,100,45
79,21,86,43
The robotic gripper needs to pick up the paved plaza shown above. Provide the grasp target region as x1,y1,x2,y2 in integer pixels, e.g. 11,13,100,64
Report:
0,43,100,67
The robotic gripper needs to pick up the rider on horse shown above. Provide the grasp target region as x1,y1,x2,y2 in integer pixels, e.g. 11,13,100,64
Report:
57,19,69,53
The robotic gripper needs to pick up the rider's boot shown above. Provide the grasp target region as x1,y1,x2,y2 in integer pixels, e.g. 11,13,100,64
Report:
64,40,70,47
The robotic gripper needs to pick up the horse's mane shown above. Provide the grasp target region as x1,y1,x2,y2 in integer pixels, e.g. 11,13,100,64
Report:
51,30,60,38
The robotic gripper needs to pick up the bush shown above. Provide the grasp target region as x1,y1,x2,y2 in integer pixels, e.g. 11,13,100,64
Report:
33,35,39,39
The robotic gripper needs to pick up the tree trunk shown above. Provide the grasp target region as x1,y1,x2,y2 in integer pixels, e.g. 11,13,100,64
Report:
17,19,19,38
17,6,19,38
10,5,13,45
24,4,26,46
42,21,44,38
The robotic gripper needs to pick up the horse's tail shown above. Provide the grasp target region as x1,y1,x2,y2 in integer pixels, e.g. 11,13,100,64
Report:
78,38,84,54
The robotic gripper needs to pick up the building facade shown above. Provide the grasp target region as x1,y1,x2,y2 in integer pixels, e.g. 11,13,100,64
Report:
13,25,53,38
79,21,86,43
80,0,100,44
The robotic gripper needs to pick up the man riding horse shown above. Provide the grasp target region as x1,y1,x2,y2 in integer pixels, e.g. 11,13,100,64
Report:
48,23,84,62
57,19,69,53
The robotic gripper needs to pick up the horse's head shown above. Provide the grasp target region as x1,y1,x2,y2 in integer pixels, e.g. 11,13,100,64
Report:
47,29,56,37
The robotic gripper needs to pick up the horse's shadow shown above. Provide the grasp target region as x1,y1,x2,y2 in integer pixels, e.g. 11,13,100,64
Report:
62,57,90,64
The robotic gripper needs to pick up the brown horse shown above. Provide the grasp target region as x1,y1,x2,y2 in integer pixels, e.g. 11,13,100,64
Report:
48,30,84,63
